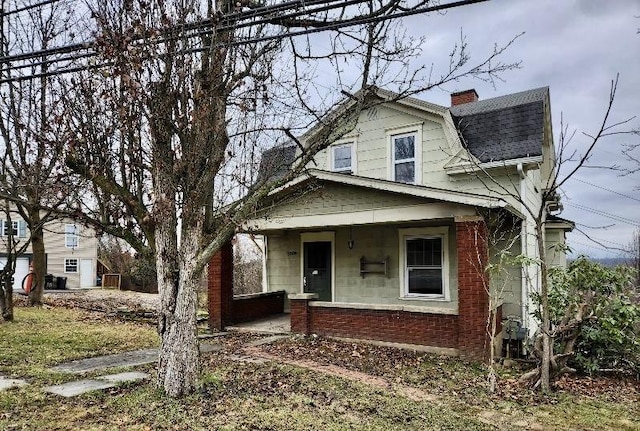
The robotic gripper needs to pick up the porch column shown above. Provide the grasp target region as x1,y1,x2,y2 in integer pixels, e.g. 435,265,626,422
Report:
288,293,318,334
208,240,234,331
455,215,490,360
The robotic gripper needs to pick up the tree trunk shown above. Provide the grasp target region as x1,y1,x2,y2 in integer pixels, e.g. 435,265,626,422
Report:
28,209,46,306
1,274,13,321
536,222,551,391
156,209,202,397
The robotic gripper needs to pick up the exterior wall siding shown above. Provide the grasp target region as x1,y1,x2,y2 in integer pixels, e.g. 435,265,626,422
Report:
0,212,98,289
266,222,459,312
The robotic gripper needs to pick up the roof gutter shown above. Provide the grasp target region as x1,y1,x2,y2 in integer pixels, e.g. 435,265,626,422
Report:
445,155,542,176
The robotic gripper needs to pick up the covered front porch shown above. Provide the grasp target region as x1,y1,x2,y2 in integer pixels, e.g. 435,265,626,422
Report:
208,172,516,359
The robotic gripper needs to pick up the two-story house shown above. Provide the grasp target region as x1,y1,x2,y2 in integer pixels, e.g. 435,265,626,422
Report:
208,87,572,358
0,211,99,291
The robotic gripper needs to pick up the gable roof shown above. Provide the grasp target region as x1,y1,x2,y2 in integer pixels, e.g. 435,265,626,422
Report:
270,169,512,211
450,87,549,163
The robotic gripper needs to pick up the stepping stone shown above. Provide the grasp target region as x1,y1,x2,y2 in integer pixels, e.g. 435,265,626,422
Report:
97,371,149,384
200,343,223,354
44,372,150,397
43,379,116,397
51,344,223,374
0,376,28,391
198,332,229,339
50,348,159,374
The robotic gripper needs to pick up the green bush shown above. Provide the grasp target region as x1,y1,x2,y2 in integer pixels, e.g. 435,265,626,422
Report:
546,257,640,376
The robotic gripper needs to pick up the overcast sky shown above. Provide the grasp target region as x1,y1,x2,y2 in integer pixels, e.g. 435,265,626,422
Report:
399,0,640,258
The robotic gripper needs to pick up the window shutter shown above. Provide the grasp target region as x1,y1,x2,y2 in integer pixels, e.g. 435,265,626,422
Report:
18,221,27,238
0,220,4,236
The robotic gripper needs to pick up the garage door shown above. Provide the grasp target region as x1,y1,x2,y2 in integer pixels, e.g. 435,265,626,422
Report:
0,257,30,292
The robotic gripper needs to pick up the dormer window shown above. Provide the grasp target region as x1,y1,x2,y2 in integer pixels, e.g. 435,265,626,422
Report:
330,142,355,174
392,133,416,183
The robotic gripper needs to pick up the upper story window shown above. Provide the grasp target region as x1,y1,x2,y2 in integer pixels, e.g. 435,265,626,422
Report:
392,133,416,183
387,123,422,185
330,141,356,174
65,224,79,248
1,220,26,238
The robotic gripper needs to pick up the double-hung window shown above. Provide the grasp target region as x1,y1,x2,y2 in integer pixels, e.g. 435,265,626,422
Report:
330,142,355,174
65,224,79,248
65,258,79,273
399,227,448,300
392,133,416,183
388,124,422,184
2,220,26,238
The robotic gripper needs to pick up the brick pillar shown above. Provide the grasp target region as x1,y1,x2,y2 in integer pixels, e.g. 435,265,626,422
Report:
455,216,490,360
288,293,317,334
208,240,234,331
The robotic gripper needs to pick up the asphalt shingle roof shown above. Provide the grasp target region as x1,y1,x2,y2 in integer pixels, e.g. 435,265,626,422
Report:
450,87,548,163
257,145,297,183
258,87,549,177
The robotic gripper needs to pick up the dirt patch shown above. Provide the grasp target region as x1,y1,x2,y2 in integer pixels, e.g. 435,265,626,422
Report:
243,345,437,402
43,289,160,312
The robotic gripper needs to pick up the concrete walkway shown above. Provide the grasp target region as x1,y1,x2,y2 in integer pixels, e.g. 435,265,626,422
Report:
0,341,226,397
43,372,150,397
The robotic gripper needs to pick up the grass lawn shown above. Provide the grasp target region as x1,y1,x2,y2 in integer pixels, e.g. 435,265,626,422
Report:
1,306,639,430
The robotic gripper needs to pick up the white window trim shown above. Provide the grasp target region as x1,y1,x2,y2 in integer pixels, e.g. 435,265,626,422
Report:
327,139,357,174
387,123,423,185
65,224,79,249
64,257,79,274
299,231,335,302
398,227,450,301
2,220,17,237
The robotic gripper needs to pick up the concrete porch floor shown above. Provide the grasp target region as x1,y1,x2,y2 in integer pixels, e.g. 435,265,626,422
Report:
226,313,291,334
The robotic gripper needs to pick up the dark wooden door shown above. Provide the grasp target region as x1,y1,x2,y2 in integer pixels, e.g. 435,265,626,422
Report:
303,241,332,302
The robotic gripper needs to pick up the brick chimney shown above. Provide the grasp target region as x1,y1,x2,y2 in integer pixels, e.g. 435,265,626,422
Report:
451,89,479,106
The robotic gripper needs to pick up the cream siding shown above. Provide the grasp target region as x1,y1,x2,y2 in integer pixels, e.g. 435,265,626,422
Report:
265,183,433,219
0,211,98,289
266,223,458,312
44,220,98,289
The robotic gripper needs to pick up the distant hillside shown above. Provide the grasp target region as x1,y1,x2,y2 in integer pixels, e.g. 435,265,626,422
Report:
569,257,631,267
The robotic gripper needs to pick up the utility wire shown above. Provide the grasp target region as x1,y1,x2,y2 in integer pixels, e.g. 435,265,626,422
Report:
2,0,64,17
0,0,489,83
565,202,640,228
570,176,640,203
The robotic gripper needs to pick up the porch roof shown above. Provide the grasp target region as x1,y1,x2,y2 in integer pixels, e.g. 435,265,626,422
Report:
271,169,509,208
245,170,518,231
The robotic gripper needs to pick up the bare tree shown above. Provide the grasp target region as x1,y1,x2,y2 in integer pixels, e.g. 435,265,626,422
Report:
460,77,639,391
49,0,522,397
0,0,81,305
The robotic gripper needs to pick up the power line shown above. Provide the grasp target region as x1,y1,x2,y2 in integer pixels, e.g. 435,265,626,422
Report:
3,0,65,17
0,0,489,83
565,202,640,228
570,176,640,203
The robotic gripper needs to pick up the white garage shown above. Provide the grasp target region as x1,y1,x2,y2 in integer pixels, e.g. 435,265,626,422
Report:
0,256,30,292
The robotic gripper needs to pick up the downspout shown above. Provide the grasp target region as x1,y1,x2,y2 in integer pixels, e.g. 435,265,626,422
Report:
261,236,268,293
517,163,528,331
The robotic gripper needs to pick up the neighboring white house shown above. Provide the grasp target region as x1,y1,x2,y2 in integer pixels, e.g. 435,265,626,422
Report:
0,211,99,290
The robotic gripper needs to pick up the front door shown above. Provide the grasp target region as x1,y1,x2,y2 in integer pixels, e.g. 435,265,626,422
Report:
303,241,332,301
